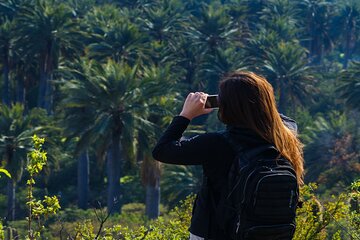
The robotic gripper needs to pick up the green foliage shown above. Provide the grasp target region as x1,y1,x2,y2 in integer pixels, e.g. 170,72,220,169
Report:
0,104,39,182
186,3,238,53
294,181,360,240
74,220,96,239
26,135,47,176
0,168,10,178
26,135,60,240
145,196,193,239
1,0,360,238
15,0,84,61
99,195,193,240
60,59,175,155
337,61,360,110
303,111,359,195
88,21,144,64
11,181,360,239
0,220,4,240
161,165,202,207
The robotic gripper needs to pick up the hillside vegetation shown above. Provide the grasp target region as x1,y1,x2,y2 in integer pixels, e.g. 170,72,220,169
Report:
0,0,359,239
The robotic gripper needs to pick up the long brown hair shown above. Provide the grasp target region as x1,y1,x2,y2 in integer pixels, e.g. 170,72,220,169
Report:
218,71,304,185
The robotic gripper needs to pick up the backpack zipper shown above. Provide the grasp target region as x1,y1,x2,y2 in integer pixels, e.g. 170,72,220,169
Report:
226,164,249,199
235,214,241,234
289,190,294,208
240,168,259,204
240,166,274,204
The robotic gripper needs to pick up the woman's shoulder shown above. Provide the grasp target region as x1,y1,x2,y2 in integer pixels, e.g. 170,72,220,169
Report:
200,131,227,140
199,131,233,150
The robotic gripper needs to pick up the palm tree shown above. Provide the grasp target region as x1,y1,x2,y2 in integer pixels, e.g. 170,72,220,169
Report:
245,27,282,65
245,0,267,29
88,21,144,65
139,0,184,44
112,0,154,9
337,61,360,110
0,0,26,21
226,0,248,23
58,59,98,210
137,64,179,219
15,0,84,113
245,0,315,112
0,1,32,105
245,0,301,64
247,33,316,113
186,3,238,54
265,41,317,113
296,0,334,64
63,0,96,18
64,137,91,211
0,20,13,106
76,150,90,210
183,0,212,17
59,105,92,210
0,104,38,220
259,0,301,41
170,36,203,90
140,150,161,219
303,112,359,193
333,0,360,68
83,4,131,30
197,47,248,93
161,165,202,208
60,60,175,214
12,56,29,104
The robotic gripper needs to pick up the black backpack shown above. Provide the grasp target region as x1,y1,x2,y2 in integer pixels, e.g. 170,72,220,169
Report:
211,134,299,240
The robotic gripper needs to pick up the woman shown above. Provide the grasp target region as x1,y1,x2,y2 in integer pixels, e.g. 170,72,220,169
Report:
152,71,304,239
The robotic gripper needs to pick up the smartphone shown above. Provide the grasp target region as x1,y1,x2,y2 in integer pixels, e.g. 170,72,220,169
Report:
205,95,219,108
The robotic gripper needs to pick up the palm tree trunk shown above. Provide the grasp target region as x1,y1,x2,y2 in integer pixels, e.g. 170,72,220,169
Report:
38,50,53,114
278,94,287,114
6,178,15,221
38,65,47,109
311,35,320,64
278,79,287,114
145,179,160,219
107,133,122,214
343,24,354,69
44,74,53,114
16,74,25,104
141,155,161,219
77,151,89,209
343,44,350,69
309,20,321,65
2,56,10,106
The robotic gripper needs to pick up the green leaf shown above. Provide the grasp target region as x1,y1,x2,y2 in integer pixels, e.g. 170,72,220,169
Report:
0,169,11,178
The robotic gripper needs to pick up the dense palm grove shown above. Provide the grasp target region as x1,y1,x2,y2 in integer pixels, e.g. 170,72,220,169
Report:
0,0,359,238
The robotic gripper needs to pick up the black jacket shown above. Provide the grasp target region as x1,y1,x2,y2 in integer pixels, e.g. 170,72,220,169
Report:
152,115,297,239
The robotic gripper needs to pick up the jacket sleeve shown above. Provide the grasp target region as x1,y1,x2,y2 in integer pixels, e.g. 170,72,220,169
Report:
152,116,207,165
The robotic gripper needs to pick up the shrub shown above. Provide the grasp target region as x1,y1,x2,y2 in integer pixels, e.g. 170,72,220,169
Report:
0,220,4,240
2,136,359,239
294,181,360,240
26,135,61,239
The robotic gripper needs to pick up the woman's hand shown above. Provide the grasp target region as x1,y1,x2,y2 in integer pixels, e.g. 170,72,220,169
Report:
180,92,213,120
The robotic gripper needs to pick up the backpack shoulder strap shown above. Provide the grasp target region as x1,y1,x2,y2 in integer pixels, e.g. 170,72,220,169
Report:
208,132,250,234
221,131,279,164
